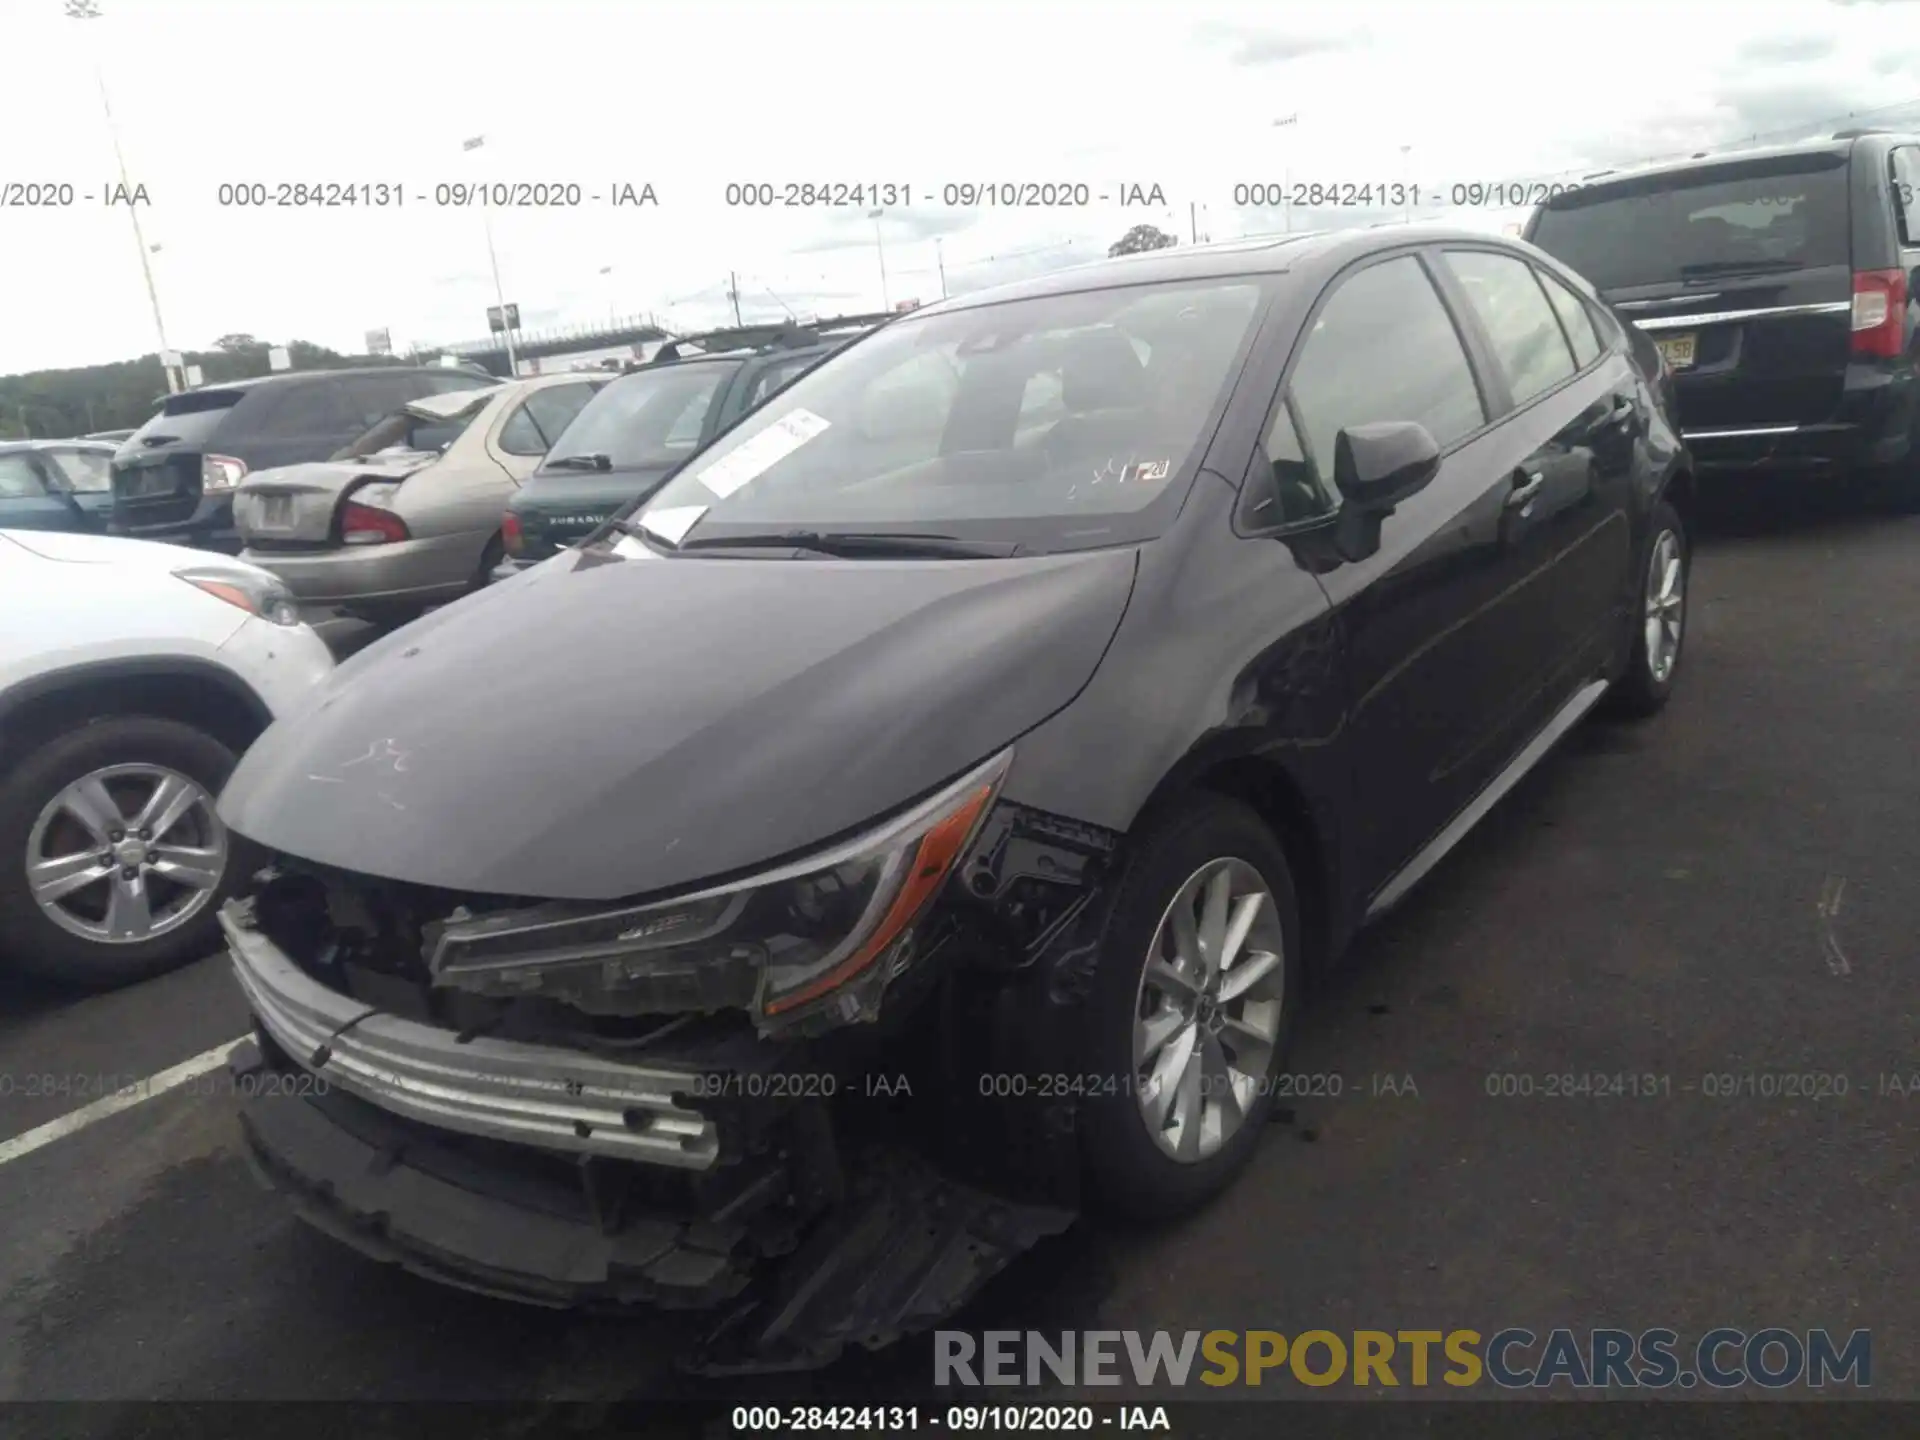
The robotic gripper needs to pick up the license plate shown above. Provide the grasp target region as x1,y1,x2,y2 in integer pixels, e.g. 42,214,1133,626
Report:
1654,333,1697,370
122,469,178,498
256,495,294,529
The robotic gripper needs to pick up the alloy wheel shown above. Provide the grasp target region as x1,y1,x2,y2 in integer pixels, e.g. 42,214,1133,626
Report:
1132,857,1286,1162
1644,528,1685,685
25,764,228,945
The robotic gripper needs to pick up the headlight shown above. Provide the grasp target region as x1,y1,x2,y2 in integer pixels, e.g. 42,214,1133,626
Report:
425,748,1012,1033
174,565,302,626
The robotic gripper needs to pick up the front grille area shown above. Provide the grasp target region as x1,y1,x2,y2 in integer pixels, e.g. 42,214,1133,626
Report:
111,452,204,527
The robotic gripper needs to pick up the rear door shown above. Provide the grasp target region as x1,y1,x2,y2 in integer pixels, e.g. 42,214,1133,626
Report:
0,450,88,532
1527,150,1854,434
42,445,117,528
1434,247,1638,726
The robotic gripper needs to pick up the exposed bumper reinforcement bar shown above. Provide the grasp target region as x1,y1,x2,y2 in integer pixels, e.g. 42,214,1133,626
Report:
221,903,719,1168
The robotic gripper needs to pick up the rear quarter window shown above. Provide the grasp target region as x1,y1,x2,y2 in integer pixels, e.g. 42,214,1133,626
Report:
1892,146,1920,247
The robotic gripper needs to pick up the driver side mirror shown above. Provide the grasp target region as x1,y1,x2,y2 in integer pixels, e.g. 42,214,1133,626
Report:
1329,421,1441,563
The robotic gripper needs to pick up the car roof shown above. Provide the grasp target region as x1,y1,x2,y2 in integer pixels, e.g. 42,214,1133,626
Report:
1540,133,1917,207
0,438,114,452
178,365,462,395
910,226,1541,313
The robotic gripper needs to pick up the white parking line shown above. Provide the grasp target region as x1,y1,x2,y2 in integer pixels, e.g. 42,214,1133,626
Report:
0,1036,245,1168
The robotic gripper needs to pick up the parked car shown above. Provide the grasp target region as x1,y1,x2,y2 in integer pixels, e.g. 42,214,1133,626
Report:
231,374,605,623
0,529,334,989
495,326,871,577
109,367,495,553
1527,130,1920,495
214,228,1690,1370
0,440,117,534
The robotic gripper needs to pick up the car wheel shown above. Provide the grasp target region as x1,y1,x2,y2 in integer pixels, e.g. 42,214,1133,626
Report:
1078,796,1302,1220
0,716,248,990
1604,498,1688,719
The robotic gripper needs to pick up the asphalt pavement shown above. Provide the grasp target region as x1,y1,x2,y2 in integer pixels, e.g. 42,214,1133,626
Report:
3,480,1918,1416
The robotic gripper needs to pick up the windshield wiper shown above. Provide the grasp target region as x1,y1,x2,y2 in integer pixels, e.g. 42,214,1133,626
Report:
1677,259,1802,278
678,529,1015,559
546,453,613,471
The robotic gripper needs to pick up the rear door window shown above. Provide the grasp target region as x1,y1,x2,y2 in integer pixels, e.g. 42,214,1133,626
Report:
227,379,358,440
46,447,114,492
1443,250,1578,404
498,383,599,456
1535,269,1603,368
0,452,48,497
1528,155,1851,290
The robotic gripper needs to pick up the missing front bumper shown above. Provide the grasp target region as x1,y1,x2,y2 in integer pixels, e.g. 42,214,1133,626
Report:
234,1041,1073,1373
225,896,1077,1372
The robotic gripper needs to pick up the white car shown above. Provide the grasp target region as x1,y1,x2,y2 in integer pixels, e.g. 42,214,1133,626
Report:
0,529,335,989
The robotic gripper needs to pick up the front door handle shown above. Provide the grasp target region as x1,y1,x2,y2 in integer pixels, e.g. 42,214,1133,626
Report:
1505,470,1545,510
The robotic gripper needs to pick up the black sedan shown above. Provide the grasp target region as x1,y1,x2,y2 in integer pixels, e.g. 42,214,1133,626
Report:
211,226,1692,1369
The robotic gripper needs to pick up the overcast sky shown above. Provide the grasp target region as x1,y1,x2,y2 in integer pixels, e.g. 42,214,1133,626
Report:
2,0,1918,375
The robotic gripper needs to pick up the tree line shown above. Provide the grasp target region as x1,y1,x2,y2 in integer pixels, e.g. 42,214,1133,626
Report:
0,334,437,440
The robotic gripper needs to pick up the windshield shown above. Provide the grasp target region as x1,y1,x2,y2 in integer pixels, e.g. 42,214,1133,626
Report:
338,406,480,458
545,360,741,471
633,277,1268,553
1529,156,1850,291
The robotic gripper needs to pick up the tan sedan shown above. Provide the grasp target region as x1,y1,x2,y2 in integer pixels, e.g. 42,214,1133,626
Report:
233,373,607,621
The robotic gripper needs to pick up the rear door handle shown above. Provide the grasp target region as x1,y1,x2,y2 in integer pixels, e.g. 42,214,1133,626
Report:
1506,470,1545,510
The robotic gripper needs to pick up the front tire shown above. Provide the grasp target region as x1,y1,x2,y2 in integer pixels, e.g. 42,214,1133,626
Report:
1078,797,1303,1220
0,717,248,989
1604,498,1688,719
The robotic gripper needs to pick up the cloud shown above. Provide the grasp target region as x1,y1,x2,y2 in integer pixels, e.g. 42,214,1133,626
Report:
1736,34,1838,63
1193,19,1367,66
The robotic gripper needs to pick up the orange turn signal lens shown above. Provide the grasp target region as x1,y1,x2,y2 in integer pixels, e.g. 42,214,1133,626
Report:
762,780,996,1015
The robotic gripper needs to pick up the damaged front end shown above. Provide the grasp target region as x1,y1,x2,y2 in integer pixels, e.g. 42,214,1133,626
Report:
223,753,1122,1373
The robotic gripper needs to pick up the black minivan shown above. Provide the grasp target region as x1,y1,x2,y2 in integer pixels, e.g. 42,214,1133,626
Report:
1527,130,1920,492
110,366,494,552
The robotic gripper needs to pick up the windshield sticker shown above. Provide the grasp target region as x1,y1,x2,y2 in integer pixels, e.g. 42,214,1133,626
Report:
693,408,832,499
638,504,708,545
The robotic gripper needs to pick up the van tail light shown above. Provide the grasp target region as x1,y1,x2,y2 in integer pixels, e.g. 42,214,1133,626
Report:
201,454,248,492
501,510,523,555
340,500,411,546
1851,269,1908,358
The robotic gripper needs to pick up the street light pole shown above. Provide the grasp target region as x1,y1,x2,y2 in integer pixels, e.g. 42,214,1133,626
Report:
600,265,615,326
868,209,891,312
935,237,947,299
66,0,179,393
1273,114,1299,235
464,135,519,376
1400,144,1414,224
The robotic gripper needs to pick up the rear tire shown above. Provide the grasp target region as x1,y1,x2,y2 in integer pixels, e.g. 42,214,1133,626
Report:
1604,498,1688,719
1078,797,1302,1220
471,534,504,591
0,717,250,990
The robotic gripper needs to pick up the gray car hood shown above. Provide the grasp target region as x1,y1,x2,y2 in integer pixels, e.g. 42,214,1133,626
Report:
219,543,1138,902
